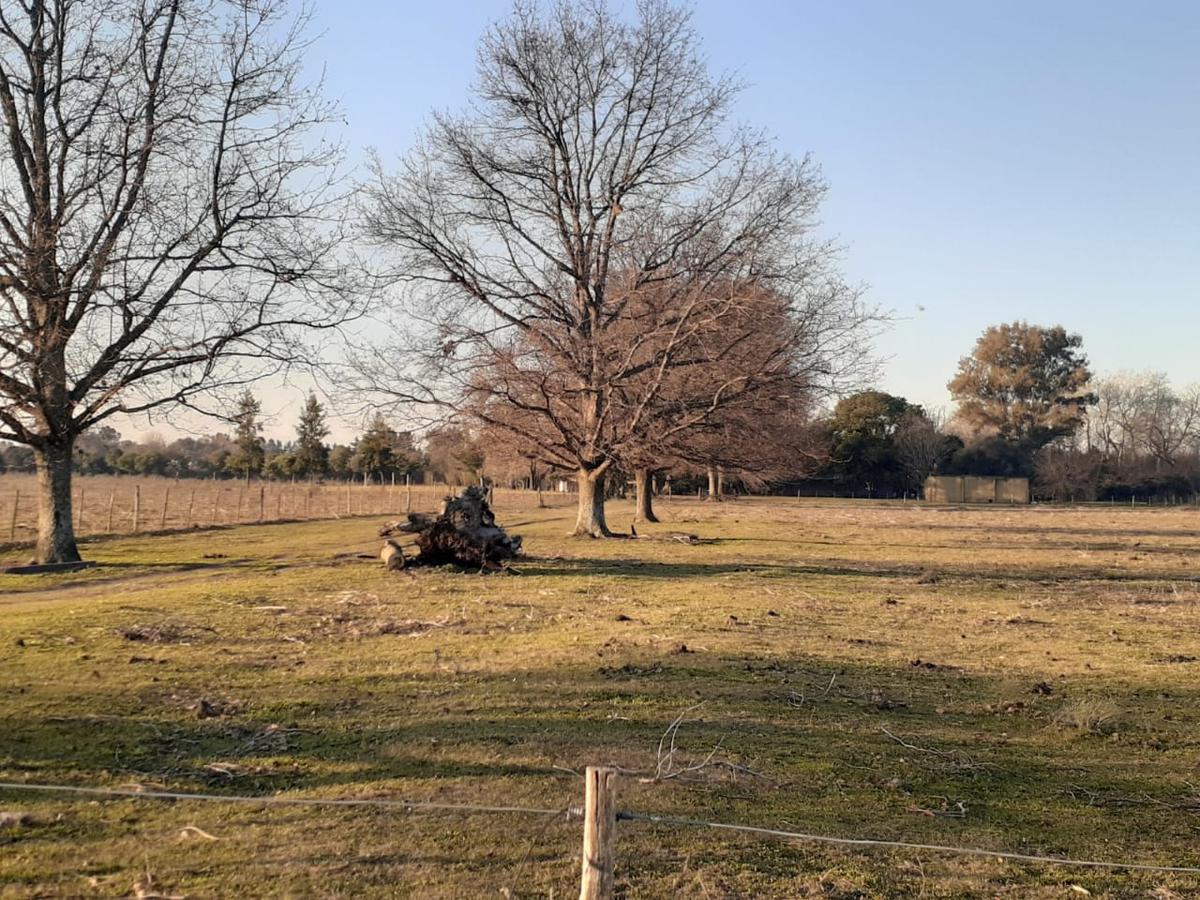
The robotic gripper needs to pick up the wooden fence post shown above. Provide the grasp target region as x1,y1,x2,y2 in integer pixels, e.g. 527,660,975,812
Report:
211,490,220,526
9,489,18,541
186,489,196,528
106,491,115,533
132,484,141,532
579,766,617,900
406,474,412,513
258,484,265,522
160,486,170,530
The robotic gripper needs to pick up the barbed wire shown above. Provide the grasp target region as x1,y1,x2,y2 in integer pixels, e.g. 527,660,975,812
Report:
618,810,1200,875
5,780,1199,877
0,781,575,819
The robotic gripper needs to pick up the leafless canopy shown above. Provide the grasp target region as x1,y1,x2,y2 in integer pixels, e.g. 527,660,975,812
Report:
0,0,351,440
1088,373,1200,467
0,0,354,562
357,0,875,535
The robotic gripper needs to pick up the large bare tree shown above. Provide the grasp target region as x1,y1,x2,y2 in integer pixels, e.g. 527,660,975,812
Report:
620,282,852,518
0,0,352,563
357,0,873,535
1089,372,1200,469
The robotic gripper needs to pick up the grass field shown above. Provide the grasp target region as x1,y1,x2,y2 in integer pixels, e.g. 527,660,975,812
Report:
2,496,1199,898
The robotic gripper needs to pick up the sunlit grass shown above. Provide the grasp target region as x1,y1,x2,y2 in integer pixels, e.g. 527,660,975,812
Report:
2,497,1199,897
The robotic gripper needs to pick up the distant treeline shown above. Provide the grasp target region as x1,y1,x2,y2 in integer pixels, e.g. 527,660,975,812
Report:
5,343,1196,507
0,395,486,487
775,372,1200,503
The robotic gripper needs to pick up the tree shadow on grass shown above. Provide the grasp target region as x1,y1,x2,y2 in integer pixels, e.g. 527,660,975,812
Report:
913,521,1200,541
728,534,1200,556
0,559,266,599
5,652,1200,847
523,556,1200,586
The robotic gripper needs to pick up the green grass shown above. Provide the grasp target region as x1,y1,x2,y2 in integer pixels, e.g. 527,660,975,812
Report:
2,497,1199,897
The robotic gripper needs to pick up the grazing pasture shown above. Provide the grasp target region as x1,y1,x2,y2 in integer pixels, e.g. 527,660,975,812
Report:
2,498,1199,898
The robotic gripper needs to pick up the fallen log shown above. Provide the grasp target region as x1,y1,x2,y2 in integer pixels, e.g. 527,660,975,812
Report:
379,486,522,571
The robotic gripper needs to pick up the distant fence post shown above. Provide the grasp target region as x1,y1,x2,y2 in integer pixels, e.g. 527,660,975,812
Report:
132,484,141,532
106,491,115,533
186,489,196,529
160,486,170,530
8,489,18,541
579,766,617,900
258,484,265,522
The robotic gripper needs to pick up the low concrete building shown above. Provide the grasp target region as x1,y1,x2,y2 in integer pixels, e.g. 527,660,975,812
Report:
924,475,1030,504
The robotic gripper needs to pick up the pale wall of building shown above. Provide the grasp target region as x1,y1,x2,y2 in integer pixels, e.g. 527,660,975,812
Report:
924,475,1030,504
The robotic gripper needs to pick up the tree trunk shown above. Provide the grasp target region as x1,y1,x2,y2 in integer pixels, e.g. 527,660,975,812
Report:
633,468,659,523
572,469,612,536
706,465,722,502
35,439,81,564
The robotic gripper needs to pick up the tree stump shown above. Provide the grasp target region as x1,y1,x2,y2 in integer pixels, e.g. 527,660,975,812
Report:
379,486,522,570
380,539,405,571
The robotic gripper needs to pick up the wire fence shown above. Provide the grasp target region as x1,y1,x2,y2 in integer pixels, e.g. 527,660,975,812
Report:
0,475,571,546
0,781,568,818
3,777,1199,889
616,809,1200,875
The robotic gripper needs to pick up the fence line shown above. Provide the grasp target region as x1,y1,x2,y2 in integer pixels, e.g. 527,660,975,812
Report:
3,778,1199,881
616,809,1200,875
0,478,571,546
0,781,571,819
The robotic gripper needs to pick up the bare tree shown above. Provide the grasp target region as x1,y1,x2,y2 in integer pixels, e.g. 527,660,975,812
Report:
893,407,951,493
1033,442,1102,502
622,280,861,516
1091,373,1200,469
0,1,352,563
356,0,873,536
1087,376,1134,460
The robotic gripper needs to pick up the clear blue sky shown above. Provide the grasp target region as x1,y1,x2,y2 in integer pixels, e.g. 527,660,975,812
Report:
245,0,1198,439
314,1,1198,404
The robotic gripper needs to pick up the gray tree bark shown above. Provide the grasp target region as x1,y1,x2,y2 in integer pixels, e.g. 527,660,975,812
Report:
706,465,722,502
572,469,612,536
35,439,80,563
633,468,659,523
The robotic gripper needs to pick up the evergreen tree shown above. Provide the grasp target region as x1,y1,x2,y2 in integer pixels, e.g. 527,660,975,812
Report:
328,445,353,479
826,391,916,497
226,391,265,482
353,414,395,483
292,393,330,480
352,414,420,483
